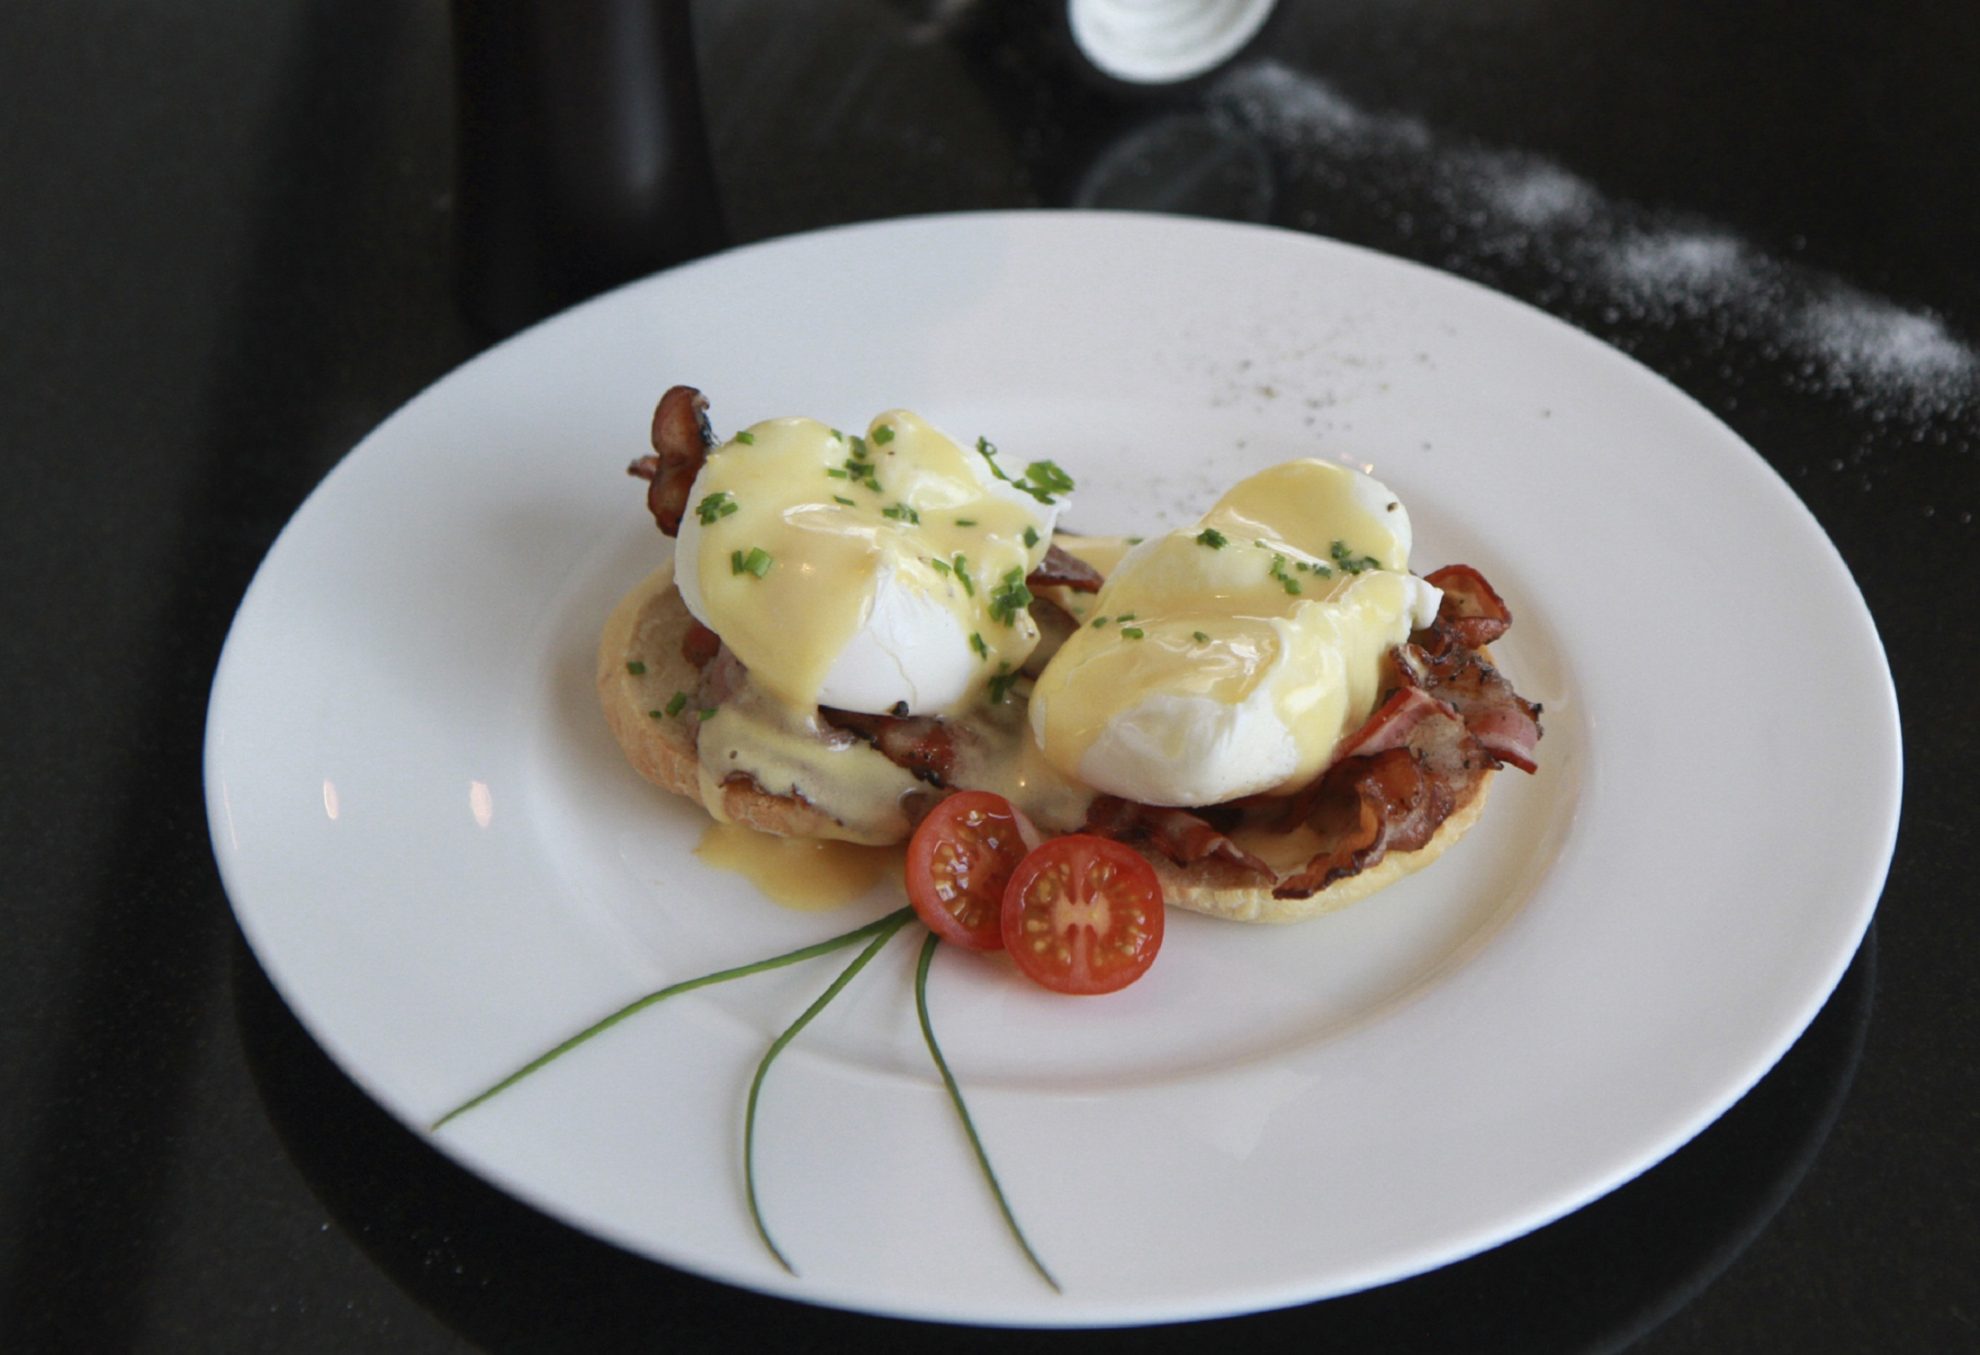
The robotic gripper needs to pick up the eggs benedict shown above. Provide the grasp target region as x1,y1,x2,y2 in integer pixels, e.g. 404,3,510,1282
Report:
599,386,1542,922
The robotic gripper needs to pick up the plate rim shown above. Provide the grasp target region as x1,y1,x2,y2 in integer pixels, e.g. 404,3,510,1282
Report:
204,208,1902,1326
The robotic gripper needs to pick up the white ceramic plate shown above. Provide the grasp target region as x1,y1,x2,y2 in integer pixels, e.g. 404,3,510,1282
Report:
205,212,1899,1326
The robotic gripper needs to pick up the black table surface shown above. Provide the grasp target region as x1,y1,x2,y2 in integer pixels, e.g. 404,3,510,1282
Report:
4,2,1975,1350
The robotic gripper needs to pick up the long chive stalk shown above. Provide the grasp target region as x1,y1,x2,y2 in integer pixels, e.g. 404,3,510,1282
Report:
744,909,916,1274
915,932,1061,1292
429,906,915,1132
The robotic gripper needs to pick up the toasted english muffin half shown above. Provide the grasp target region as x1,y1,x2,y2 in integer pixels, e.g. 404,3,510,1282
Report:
598,561,920,843
600,560,1495,918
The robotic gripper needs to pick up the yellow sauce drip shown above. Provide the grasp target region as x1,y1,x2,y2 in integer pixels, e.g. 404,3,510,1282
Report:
695,821,900,911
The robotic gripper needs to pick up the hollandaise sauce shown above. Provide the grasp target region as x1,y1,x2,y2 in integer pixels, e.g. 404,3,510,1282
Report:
694,822,898,910
672,412,1064,717
1027,459,1444,807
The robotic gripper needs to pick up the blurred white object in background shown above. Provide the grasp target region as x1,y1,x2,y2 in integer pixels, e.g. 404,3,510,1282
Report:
1068,0,1279,84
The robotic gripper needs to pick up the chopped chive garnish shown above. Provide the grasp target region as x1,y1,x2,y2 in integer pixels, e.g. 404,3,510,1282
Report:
698,707,718,720
1025,460,1073,495
825,467,848,479
1010,459,1074,504
872,424,895,445
664,691,689,716
954,555,974,596
915,933,1060,1293
882,502,921,524
1330,540,1381,573
987,664,1018,705
988,568,1033,626
646,709,663,719
734,430,756,445
929,557,952,576
834,495,856,506
1196,527,1228,549
696,491,738,525
738,546,773,578
830,428,844,442
1269,553,1303,595
970,632,989,659
625,660,647,675
1120,626,1145,639
973,438,1075,504
1193,630,1210,643
1116,612,1137,623
1023,525,1039,548
849,435,869,459
975,436,1009,482
954,517,976,527
1091,615,1109,628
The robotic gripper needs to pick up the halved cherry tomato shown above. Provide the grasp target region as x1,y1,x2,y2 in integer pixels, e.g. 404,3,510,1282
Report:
905,791,1036,951
1000,835,1164,995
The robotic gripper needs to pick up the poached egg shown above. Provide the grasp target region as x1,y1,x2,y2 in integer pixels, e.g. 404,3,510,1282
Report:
674,411,1068,716
1028,459,1443,807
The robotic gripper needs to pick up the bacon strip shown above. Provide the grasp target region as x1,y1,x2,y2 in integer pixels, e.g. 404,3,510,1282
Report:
694,644,749,711
1027,543,1103,594
1332,684,1457,762
819,708,958,787
1021,595,1080,678
681,621,721,669
627,385,716,537
1465,703,1543,773
1404,627,1543,773
1238,679,1466,835
1424,564,1512,649
1084,795,1275,881
1272,747,1455,898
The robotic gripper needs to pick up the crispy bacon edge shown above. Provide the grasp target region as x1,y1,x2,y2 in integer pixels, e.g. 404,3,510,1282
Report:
1027,543,1103,594
627,385,716,536
818,708,959,788
1423,563,1511,649
1083,796,1275,881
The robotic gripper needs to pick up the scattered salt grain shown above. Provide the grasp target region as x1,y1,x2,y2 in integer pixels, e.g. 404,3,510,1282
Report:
1798,292,1976,392
1208,61,1978,430
1475,157,1599,230
1605,232,1751,300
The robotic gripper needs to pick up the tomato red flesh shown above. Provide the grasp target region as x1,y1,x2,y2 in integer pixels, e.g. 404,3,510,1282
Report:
904,791,1032,951
1000,835,1164,994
